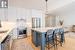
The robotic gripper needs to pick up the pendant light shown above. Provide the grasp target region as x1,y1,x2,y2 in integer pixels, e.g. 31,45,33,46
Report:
45,0,48,15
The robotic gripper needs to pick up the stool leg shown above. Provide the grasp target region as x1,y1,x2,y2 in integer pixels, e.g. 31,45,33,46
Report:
56,36,58,50
48,38,50,50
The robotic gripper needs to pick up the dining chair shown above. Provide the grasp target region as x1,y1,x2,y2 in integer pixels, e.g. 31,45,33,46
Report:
46,29,56,50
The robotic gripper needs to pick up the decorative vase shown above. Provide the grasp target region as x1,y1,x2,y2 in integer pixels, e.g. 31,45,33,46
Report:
59,20,63,26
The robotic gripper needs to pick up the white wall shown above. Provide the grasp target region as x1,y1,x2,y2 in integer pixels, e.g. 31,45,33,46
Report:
63,14,75,26
55,13,75,27
57,13,75,27
51,2,75,27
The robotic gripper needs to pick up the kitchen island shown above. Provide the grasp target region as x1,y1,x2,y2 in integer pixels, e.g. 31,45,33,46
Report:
31,27,62,50
0,21,16,50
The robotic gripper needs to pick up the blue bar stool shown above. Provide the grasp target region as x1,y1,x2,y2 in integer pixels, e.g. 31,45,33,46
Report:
59,28,65,46
46,29,56,50
54,28,65,47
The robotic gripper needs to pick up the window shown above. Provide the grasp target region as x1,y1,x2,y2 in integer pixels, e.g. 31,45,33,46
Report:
0,0,8,8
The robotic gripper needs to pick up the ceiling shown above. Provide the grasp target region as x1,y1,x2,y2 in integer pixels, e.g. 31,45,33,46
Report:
9,0,75,11
49,1,75,16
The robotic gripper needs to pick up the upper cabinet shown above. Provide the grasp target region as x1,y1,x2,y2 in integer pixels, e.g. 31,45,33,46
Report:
0,8,8,21
0,0,8,8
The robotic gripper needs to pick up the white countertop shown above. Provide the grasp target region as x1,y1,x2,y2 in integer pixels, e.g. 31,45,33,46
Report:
0,21,16,44
32,26,62,33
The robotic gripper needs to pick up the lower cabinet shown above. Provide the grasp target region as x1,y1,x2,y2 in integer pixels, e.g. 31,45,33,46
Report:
32,30,41,47
32,30,37,46
1,33,13,50
1,35,10,50
37,32,41,46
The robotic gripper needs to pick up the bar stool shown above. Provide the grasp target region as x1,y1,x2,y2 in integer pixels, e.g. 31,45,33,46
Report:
46,29,56,50
59,28,65,46
54,28,64,47
54,29,61,47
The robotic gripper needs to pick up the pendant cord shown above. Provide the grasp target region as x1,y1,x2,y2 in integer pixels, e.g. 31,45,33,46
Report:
45,0,48,15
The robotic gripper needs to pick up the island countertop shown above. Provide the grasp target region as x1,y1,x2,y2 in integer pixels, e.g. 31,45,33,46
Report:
31,26,62,33
0,21,16,44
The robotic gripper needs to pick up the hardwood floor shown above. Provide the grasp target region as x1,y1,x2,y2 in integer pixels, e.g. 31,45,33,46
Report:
11,32,75,50
11,36,34,50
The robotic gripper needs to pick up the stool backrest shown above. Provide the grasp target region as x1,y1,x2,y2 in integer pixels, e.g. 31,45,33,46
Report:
59,28,64,34
47,29,54,36
54,29,60,34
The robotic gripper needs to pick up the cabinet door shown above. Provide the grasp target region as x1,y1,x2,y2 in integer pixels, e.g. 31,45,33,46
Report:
37,32,41,46
31,30,37,46
1,35,10,50
8,8,16,22
0,9,6,21
32,30,42,47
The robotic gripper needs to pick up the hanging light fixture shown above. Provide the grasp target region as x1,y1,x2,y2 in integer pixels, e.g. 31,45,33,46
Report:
45,0,48,15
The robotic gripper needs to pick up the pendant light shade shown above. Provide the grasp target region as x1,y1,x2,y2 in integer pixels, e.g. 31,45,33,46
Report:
45,0,48,2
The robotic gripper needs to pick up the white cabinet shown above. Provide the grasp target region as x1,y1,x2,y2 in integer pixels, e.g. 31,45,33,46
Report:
16,8,26,19
8,8,17,22
0,8,8,21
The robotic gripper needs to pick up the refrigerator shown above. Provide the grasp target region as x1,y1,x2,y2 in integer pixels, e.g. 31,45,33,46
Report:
32,17,41,28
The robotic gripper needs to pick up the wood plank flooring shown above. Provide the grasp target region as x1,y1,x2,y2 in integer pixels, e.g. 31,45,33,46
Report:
11,32,75,50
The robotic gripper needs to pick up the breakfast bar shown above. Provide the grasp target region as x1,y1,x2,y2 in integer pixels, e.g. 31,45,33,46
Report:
31,27,62,50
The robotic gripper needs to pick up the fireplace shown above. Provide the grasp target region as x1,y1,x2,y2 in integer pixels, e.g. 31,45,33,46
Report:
17,28,27,38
